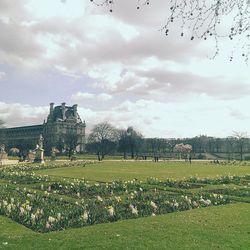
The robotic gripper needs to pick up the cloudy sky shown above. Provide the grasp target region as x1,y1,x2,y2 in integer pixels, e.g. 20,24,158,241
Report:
0,0,250,138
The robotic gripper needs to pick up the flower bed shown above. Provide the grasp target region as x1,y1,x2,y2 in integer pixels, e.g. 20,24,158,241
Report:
0,170,50,184
0,184,231,233
36,179,148,198
147,177,205,189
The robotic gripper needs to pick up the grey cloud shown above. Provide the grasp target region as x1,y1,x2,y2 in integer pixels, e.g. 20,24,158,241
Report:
105,67,250,100
0,1,204,75
92,0,171,28
0,0,28,20
0,102,48,127
134,68,250,99
0,19,45,66
229,108,250,120
27,15,203,72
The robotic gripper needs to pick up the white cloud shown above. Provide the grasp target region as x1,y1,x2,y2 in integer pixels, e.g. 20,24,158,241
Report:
0,72,6,80
1,1,250,138
72,92,95,100
0,102,48,127
71,92,112,103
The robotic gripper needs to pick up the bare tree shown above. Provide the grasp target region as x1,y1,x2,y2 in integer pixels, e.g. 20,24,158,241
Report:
125,127,143,159
91,0,250,60
226,136,236,161
232,131,248,161
64,132,79,159
86,122,118,160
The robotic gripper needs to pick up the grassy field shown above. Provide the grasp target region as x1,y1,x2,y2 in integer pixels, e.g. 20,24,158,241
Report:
1,160,250,249
0,203,249,250
36,161,250,182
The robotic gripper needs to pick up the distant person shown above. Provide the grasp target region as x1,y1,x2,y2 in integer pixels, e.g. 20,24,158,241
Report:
189,156,192,164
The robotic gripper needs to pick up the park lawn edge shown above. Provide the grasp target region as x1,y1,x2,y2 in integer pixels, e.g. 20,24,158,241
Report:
0,203,249,250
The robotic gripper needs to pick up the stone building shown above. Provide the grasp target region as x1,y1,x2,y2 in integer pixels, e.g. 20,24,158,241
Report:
0,103,86,154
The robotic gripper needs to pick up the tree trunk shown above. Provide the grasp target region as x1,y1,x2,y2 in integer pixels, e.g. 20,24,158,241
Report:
97,152,101,161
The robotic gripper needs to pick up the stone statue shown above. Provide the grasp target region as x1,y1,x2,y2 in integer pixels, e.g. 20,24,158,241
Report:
34,134,45,164
38,134,44,149
0,144,6,153
0,144,8,161
50,147,57,161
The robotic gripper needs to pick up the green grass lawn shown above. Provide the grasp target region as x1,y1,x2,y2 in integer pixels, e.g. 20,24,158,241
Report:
0,203,249,250
36,161,250,182
1,161,250,249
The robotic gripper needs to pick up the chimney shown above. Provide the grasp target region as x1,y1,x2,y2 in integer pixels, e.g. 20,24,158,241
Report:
49,102,54,114
47,102,54,122
73,104,78,118
61,102,66,120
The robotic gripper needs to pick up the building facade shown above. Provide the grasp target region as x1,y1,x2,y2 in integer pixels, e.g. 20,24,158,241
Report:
0,103,86,154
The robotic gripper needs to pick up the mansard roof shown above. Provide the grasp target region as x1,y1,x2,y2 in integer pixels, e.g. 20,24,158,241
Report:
48,104,82,123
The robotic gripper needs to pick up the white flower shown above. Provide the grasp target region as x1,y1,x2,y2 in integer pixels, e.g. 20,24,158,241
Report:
96,196,103,202
115,196,121,202
107,206,115,217
82,211,89,222
31,213,36,221
150,201,157,210
26,205,32,211
57,213,61,220
20,207,25,215
173,201,179,208
192,201,198,207
46,222,50,229
48,216,56,223
7,204,12,213
129,204,138,215
204,199,212,206
152,213,156,216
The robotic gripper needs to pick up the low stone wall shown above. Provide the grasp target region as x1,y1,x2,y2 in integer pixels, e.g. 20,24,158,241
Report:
0,160,19,166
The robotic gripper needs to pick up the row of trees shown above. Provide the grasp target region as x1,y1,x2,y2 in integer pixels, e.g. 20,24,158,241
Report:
86,123,143,161
86,122,250,161
1,119,250,161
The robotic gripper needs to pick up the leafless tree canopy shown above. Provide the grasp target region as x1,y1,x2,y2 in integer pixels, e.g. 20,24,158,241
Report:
88,122,118,143
91,0,250,61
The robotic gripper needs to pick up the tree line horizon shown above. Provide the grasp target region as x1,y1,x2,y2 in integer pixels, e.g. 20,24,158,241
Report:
86,122,248,161
0,119,249,161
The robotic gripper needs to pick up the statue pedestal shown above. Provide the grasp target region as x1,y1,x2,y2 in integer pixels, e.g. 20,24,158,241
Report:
34,148,45,164
27,151,36,162
0,152,8,161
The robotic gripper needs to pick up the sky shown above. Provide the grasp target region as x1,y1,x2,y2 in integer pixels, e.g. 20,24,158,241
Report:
0,0,250,138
